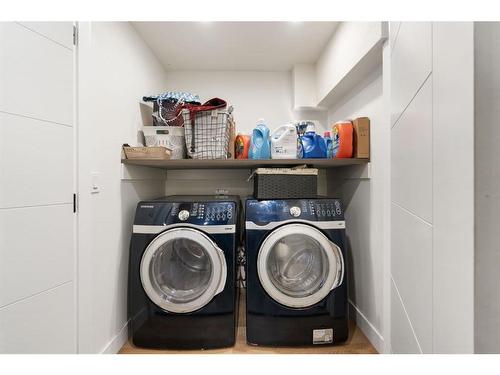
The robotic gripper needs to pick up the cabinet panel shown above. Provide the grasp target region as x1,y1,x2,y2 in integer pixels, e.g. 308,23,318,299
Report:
18,22,74,49
391,22,432,125
0,283,75,353
391,204,432,353
391,77,433,223
0,23,73,125
0,204,74,307
390,281,421,353
0,113,73,208
432,22,474,354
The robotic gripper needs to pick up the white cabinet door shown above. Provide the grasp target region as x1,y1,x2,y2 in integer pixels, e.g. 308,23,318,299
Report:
391,77,433,223
0,22,76,353
391,204,433,353
0,22,73,125
390,22,432,126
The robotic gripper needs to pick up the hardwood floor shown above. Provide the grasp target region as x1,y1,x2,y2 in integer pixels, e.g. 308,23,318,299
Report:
119,291,378,354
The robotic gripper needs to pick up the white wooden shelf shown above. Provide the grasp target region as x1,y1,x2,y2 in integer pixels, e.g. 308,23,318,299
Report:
121,158,369,170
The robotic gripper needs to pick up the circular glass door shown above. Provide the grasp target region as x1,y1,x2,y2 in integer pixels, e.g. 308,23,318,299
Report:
257,223,344,308
140,227,226,313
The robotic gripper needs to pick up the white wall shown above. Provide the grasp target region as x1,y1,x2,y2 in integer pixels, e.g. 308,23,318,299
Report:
292,63,317,109
474,22,500,354
390,22,474,354
77,22,167,353
165,70,329,132
0,22,76,353
316,22,385,104
326,66,387,353
165,70,296,134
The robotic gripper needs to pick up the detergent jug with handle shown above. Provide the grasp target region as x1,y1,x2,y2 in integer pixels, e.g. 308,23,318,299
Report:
235,133,251,159
249,119,271,160
299,124,327,159
271,124,298,159
332,121,353,158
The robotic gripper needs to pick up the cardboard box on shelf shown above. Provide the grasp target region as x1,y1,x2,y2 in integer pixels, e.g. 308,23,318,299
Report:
352,117,370,159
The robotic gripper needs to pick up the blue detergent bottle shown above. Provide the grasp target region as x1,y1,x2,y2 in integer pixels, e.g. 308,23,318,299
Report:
299,124,328,159
249,119,271,159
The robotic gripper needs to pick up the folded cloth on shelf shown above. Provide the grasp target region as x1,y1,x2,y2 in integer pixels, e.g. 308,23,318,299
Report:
183,97,228,126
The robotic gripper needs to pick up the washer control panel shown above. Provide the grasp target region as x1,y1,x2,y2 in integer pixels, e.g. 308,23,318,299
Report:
169,201,235,224
202,202,234,222
246,198,344,223
134,200,237,226
308,201,343,219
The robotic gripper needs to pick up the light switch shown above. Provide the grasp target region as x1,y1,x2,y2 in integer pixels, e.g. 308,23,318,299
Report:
91,172,100,194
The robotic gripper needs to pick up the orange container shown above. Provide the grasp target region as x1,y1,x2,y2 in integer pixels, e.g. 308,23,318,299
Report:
331,121,353,158
235,133,251,159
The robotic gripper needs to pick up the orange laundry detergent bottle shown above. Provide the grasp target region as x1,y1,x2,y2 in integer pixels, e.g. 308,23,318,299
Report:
235,133,251,159
332,121,354,158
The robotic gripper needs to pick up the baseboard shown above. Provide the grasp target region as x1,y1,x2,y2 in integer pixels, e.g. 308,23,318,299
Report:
348,300,385,353
100,320,129,354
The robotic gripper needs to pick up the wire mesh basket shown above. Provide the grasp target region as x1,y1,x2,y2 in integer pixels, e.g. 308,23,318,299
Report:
182,102,233,159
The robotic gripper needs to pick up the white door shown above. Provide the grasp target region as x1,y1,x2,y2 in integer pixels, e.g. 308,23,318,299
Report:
0,22,76,353
140,228,227,313
257,223,344,308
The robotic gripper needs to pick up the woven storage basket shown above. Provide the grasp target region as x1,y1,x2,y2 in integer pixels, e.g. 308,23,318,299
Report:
123,146,171,160
252,168,318,199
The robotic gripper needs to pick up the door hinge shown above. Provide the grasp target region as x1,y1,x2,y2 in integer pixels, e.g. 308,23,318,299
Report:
73,25,78,46
73,193,78,213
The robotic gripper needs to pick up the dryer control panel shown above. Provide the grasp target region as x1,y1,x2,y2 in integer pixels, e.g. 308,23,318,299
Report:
170,202,235,223
245,198,344,224
134,200,237,226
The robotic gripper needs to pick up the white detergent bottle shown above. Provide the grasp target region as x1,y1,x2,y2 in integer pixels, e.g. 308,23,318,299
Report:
271,124,298,159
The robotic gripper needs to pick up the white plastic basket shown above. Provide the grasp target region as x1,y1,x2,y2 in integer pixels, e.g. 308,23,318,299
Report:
142,126,186,160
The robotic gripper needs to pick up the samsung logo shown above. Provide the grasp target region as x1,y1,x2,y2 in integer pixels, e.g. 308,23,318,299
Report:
140,205,155,209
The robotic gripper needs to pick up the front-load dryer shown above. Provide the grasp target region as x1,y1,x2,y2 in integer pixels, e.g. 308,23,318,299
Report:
245,198,348,346
129,195,240,349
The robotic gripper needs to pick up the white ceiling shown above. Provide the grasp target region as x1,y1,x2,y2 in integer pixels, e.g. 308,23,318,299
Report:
131,22,338,71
